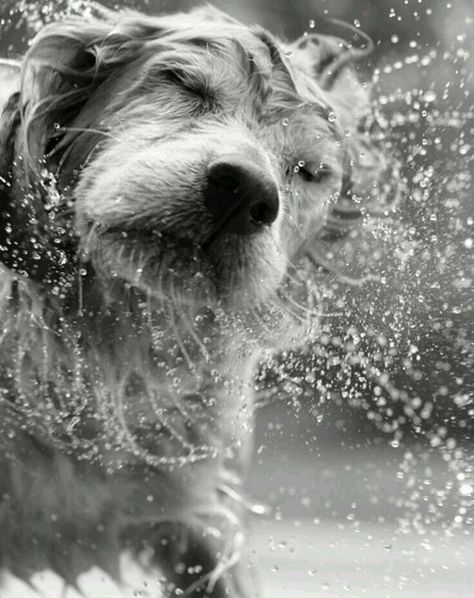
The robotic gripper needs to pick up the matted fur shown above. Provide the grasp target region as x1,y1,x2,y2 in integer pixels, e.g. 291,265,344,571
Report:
0,5,393,596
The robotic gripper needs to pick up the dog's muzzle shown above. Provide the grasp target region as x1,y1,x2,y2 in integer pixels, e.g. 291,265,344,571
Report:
203,156,279,244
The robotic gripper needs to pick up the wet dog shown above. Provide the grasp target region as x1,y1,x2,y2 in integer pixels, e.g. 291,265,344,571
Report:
0,5,387,596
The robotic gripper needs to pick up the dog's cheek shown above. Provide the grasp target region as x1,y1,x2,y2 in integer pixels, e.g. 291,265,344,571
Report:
291,182,339,245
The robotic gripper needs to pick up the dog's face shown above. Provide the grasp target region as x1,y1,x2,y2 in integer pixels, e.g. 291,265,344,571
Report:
75,62,341,309
1,7,379,310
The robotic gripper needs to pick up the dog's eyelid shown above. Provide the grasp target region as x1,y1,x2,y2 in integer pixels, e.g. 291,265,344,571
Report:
296,161,333,183
162,67,187,84
161,67,211,97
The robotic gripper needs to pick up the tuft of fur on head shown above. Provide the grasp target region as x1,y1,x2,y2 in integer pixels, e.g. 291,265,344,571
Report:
0,4,397,592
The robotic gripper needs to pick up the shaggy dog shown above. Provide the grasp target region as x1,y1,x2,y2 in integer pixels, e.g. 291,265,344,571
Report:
0,5,387,596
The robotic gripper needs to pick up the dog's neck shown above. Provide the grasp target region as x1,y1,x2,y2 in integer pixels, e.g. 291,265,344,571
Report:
0,276,259,582
0,273,262,472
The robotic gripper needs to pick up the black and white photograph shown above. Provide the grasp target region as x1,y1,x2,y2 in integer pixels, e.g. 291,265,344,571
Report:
0,0,472,596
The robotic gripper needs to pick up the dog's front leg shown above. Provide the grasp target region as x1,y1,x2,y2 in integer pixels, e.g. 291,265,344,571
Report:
149,521,259,598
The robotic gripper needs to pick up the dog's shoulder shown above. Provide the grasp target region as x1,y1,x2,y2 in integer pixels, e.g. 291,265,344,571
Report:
0,62,20,300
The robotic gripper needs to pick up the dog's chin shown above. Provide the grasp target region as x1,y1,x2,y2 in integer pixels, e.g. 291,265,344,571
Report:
89,231,286,310
207,234,287,309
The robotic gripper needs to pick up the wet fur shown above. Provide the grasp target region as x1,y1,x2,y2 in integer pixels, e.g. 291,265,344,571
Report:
0,5,388,596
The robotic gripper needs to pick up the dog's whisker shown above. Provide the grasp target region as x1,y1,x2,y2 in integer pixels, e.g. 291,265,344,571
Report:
168,279,196,373
181,304,211,362
56,125,117,139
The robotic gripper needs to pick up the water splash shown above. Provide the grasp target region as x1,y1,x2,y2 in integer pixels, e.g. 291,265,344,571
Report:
0,0,473,552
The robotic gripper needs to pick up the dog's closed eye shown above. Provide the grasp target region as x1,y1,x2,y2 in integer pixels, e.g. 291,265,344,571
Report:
162,67,217,109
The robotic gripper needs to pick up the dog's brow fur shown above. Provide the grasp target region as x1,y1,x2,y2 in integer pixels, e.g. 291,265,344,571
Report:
0,5,398,596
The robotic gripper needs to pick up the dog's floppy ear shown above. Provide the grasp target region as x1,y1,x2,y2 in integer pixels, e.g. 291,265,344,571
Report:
18,14,152,172
289,31,398,238
289,33,370,112
0,19,113,284
0,62,56,282
0,12,165,285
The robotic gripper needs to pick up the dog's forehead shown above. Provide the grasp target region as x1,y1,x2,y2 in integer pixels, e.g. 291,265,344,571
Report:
138,26,329,116
144,22,275,77
145,19,328,101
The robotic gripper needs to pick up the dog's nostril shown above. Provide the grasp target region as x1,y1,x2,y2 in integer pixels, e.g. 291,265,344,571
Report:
249,201,275,226
204,158,279,237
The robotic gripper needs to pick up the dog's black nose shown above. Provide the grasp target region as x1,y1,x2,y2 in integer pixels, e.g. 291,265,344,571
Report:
204,159,279,237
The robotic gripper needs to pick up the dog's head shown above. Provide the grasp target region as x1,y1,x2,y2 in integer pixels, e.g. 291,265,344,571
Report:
0,6,386,309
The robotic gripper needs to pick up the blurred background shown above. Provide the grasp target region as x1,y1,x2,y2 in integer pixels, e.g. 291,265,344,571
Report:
1,0,473,596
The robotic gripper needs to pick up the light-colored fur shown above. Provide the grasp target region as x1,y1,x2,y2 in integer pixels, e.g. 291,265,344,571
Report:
0,5,390,596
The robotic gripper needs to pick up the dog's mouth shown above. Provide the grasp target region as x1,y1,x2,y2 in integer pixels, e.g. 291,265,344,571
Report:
91,221,286,308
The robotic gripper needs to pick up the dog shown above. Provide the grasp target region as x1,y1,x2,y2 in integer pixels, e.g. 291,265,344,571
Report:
0,5,388,596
